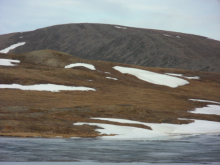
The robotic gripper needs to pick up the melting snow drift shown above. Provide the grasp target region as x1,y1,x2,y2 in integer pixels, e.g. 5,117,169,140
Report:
65,63,96,70
74,118,220,140
189,99,220,115
163,34,172,37
189,105,220,115
0,58,20,66
189,99,220,104
166,73,200,79
0,84,96,92
0,42,25,53
106,77,118,80
115,26,127,29
113,66,189,88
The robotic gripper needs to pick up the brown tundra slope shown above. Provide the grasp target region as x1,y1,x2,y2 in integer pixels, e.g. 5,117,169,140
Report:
0,50,220,138
0,23,220,72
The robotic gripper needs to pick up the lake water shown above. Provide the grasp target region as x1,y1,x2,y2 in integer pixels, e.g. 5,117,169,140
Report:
0,134,220,164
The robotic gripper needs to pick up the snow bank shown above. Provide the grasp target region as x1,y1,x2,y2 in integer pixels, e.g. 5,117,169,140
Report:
189,105,220,116
165,73,183,77
0,42,26,53
147,120,220,134
91,118,145,125
0,84,96,92
185,76,200,79
163,34,172,37
165,73,200,79
65,63,96,70
113,66,189,88
189,99,220,104
75,122,169,140
188,99,220,116
115,26,127,29
0,58,20,66
106,77,118,80
176,36,181,38
74,117,220,140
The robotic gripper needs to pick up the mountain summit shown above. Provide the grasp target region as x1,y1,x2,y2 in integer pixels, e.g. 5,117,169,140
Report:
0,23,220,72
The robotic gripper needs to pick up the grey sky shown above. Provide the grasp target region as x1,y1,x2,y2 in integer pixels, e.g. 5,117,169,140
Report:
0,0,220,40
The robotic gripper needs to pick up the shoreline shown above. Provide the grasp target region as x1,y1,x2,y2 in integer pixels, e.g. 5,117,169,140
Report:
0,132,100,138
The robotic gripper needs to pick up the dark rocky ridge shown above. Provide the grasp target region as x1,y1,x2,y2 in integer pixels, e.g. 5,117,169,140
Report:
0,23,220,72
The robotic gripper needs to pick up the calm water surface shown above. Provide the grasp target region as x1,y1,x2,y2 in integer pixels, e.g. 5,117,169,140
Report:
0,134,220,164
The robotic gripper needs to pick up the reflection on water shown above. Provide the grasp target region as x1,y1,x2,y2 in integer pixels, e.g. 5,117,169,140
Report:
0,134,220,164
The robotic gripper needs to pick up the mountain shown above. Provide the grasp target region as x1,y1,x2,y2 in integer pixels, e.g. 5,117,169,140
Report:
0,23,220,72
0,50,220,138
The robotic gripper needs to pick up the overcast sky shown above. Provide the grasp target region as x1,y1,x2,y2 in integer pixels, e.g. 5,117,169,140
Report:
0,0,220,40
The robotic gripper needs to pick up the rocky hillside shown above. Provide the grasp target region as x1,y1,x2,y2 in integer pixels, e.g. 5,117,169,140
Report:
0,23,220,72
0,50,220,138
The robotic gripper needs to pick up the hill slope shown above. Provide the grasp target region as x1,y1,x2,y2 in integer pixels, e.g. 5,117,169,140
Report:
0,50,220,138
0,23,220,72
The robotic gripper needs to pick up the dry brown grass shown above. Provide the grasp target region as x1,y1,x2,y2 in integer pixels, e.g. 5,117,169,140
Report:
0,50,220,138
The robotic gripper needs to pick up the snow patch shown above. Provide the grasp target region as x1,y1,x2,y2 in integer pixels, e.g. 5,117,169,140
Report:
185,76,200,79
74,117,220,140
0,42,26,53
189,99,220,104
176,36,180,38
91,118,144,125
163,34,172,37
0,58,20,66
106,77,118,80
165,73,200,79
113,66,189,88
115,26,127,29
19,36,23,38
64,63,96,70
165,73,183,77
105,72,111,74
75,122,169,140
0,84,96,92
189,105,220,116
189,99,220,116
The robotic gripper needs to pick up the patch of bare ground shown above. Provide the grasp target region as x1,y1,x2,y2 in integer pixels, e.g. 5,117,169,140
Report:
0,50,220,138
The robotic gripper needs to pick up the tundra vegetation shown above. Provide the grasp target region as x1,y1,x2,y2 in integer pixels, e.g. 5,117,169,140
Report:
0,50,220,138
